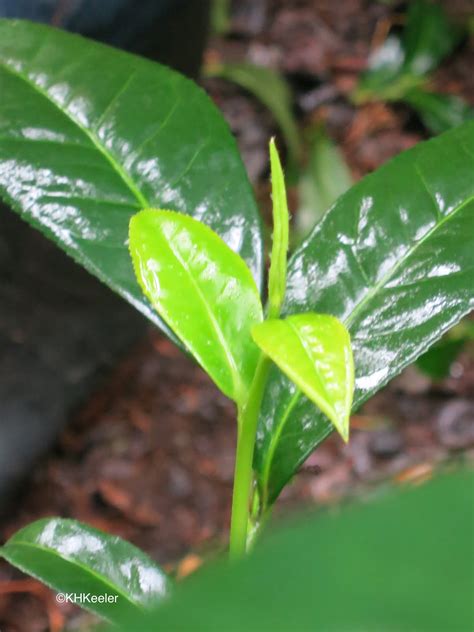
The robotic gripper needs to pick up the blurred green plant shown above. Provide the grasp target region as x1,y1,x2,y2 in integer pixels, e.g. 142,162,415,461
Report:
206,61,302,167
353,0,474,133
205,61,352,242
210,0,231,36
417,319,474,380
117,469,474,631
294,126,353,244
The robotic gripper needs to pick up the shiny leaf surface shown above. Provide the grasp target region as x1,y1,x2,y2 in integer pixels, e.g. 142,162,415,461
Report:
118,470,474,631
129,209,263,404
0,518,169,622
0,20,263,344
252,314,353,444
256,122,474,505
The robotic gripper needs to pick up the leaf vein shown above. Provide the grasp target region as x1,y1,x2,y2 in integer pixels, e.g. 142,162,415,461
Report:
0,61,149,208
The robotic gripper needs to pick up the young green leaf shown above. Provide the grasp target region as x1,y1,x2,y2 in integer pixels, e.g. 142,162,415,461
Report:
267,139,290,318
0,518,170,623
0,20,263,345
129,209,263,404
255,121,474,506
118,470,474,631
252,314,353,442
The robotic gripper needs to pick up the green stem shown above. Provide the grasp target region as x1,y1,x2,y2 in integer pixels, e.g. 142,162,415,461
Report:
229,140,290,560
229,355,271,561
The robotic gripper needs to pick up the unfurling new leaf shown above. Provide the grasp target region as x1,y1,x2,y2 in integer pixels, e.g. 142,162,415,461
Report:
252,314,354,442
129,209,263,405
268,139,290,319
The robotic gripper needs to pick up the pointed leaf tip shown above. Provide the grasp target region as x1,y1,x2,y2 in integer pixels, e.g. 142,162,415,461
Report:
268,139,290,319
252,313,354,442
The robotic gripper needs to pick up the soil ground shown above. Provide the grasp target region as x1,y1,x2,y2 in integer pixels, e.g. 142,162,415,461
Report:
0,1,473,629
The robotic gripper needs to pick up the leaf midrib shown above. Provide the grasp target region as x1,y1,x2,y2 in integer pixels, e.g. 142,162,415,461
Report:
0,59,149,209
162,231,246,404
345,194,474,329
260,191,474,496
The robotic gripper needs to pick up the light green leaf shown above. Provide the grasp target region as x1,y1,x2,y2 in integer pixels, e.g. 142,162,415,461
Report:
267,139,290,318
129,209,263,404
0,518,169,623
252,314,354,442
0,20,263,346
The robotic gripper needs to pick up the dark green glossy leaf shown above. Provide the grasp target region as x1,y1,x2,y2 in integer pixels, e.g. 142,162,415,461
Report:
0,518,169,623
118,470,474,631
294,128,353,244
129,209,262,404
252,314,353,443
354,0,461,104
206,62,302,165
0,19,263,344
405,89,474,135
256,122,474,505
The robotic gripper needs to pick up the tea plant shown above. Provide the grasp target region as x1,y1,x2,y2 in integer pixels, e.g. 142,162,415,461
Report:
0,19,473,629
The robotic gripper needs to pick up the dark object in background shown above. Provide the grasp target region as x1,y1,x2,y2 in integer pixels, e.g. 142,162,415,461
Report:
0,0,210,76
0,212,146,508
0,0,210,509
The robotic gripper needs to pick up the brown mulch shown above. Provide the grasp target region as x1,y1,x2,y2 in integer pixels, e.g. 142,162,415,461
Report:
1,1,473,630
1,330,472,631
